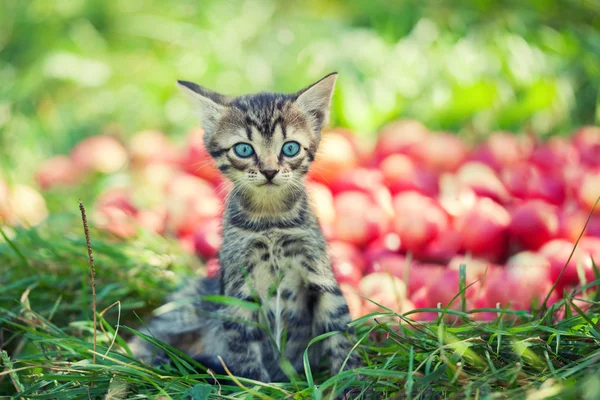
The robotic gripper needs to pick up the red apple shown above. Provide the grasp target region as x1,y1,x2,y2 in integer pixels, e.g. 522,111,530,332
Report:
180,128,222,186
95,188,137,216
456,162,511,204
329,241,366,273
329,168,393,216
129,130,179,165
94,188,138,237
364,253,411,278
469,132,534,172
95,206,138,238
400,299,417,315
359,272,407,314
424,269,479,308
509,200,559,250
329,167,383,195
539,239,594,294
333,191,390,246
359,272,407,298
332,260,363,287
408,288,438,321
374,119,429,161
530,137,580,174
71,135,128,174
579,237,600,278
578,171,600,215
448,256,499,283
307,182,336,226
407,263,445,296
340,283,364,320
205,258,221,278
166,174,223,235
193,218,222,259
558,206,589,242
364,232,402,262
454,197,511,262
35,155,82,190
588,215,600,238
502,163,566,206
326,128,374,167
380,154,439,197
438,173,478,218
506,251,553,301
178,232,196,254
329,241,365,286
556,297,591,320
572,126,600,167
419,228,461,264
133,163,180,206
479,271,530,310
559,208,600,239
0,179,9,224
309,131,358,184
392,191,450,255
482,253,553,311
407,131,469,172
5,184,49,227
137,207,167,234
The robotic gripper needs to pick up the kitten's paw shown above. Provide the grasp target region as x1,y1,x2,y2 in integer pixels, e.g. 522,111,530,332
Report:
191,354,227,375
240,366,271,383
335,385,373,400
127,337,160,364
335,387,360,400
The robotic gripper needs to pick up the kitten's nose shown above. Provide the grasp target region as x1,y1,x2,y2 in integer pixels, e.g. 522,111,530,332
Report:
260,169,279,180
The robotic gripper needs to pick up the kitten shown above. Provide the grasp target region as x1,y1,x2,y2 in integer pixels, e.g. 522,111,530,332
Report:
128,72,360,383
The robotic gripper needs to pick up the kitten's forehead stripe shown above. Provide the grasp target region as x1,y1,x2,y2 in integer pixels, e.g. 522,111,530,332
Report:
229,93,296,141
245,122,253,141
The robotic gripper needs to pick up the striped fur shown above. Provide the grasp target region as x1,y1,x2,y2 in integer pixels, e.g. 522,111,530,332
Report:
129,73,360,384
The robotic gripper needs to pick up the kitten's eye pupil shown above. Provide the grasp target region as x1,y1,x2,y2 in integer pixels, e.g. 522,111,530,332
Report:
282,141,300,157
234,143,255,158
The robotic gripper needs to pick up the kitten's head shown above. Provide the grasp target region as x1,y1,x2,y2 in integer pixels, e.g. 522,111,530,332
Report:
178,73,337,193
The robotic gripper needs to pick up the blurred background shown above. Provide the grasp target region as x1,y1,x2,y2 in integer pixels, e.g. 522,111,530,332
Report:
1,0,600,322
2,0,600,183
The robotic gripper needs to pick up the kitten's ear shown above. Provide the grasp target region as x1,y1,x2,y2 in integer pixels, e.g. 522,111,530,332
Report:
177,80,230,134
295,72,338,133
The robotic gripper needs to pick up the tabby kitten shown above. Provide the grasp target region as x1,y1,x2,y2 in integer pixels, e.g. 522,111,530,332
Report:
129,73,359,383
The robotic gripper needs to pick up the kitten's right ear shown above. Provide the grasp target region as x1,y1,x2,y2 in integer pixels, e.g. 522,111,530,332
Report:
294,72,338,133
177,80,230,134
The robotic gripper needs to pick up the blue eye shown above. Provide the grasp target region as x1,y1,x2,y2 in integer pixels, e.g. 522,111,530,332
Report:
233,143,255,158
281,141,300,157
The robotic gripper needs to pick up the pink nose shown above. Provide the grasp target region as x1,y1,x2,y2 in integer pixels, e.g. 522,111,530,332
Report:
260,169,279,180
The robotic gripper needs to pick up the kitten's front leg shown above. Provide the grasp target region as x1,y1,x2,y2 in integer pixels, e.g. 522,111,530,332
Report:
219,305,271,382
308,279,360,375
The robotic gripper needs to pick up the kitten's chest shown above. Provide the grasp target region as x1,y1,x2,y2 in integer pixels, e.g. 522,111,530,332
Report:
250,232,309,301
247,231,316,343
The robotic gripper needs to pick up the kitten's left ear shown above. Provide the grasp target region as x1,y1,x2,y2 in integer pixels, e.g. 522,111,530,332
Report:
177,80,231,135
295,72,338,133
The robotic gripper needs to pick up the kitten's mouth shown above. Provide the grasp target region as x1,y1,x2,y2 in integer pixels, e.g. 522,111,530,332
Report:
258,182,278,187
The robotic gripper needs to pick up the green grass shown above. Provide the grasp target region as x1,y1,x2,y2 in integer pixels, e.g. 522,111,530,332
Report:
2,213,600,399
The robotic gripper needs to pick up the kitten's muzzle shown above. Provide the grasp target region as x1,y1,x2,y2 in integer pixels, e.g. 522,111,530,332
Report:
260,169,279,181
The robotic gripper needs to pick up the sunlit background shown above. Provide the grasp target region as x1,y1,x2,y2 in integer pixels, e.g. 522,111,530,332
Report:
2,0,600,181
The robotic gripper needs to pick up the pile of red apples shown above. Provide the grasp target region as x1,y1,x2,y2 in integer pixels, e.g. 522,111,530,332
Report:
30,121,600,321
